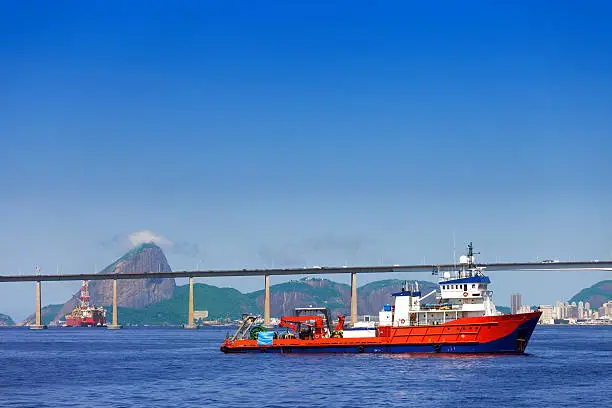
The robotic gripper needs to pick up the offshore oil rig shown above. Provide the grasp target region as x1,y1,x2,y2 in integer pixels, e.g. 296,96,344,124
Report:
63,280,107,327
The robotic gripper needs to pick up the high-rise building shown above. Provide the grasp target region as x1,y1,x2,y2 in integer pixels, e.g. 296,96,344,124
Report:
567,303,578,319
539,305,554,324
555,300,563,318
511,293,522,315
604,301,612,318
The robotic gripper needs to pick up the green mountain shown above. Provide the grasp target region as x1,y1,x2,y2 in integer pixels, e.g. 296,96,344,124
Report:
0,313,15,326
569,280,612,309
40,304,64,326
106,283,258,325
20,303,64,326
104,277,440,325
249,277,351,316
496,306,511,314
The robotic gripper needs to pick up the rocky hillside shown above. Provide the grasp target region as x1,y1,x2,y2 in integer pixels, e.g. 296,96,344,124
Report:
569,280,612,309
251,278,350,317
359,279,439,315
22,243,176,325
250,277,439,317
0,313,15,326
86,243,176,308
102,277,440,324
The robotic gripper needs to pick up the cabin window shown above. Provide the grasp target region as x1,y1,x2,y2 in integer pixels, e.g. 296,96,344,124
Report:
472,284,476,288
464,284,467,291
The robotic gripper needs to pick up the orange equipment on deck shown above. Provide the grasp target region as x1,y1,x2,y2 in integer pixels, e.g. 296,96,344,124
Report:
334,315,345,331
278,315,326,339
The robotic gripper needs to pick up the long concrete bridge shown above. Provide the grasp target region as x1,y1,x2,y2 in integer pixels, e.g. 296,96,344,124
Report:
2,260,611,329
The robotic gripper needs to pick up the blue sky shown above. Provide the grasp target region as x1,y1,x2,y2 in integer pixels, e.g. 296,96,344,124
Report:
1,1,611,320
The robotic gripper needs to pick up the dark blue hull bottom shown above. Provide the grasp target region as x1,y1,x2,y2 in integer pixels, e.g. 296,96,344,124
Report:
222,316,539,354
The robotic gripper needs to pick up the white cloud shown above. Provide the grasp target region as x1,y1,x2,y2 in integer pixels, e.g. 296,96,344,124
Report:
128,230,173,249
100,230,199,257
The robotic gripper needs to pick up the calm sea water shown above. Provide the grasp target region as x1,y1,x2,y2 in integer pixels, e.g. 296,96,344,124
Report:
1,325,610,408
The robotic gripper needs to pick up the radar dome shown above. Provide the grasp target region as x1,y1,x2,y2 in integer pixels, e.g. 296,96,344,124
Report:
459,255,469,264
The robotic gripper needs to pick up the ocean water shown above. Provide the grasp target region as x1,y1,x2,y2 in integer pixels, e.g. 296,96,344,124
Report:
0,325,610,408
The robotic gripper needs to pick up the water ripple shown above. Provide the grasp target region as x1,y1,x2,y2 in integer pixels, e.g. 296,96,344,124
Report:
0,326,610,407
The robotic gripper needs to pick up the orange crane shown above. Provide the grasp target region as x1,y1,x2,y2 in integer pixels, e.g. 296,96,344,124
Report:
278,315,326,339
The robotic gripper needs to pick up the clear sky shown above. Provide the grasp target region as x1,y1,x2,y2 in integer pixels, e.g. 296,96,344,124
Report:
1,1,611,321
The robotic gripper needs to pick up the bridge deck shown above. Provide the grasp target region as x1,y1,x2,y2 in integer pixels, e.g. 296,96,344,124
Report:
0,261,610,282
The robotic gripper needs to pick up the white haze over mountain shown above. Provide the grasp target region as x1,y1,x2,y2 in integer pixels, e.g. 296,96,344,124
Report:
128,230,173,249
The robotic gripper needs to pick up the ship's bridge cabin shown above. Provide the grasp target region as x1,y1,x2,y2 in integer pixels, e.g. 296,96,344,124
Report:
439,275,490,300
439,252,491,300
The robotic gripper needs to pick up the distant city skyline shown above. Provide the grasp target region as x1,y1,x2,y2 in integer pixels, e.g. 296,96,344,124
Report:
537,299,612,324
1,2,611,320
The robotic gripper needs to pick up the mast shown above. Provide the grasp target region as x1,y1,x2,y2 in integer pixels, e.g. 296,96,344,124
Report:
467,242,480,268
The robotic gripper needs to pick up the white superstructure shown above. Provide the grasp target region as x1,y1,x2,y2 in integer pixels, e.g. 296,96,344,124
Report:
379,243,498,327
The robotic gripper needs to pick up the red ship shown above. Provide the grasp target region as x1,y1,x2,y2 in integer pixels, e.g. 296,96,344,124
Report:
64,280,107,327
221,243,542,354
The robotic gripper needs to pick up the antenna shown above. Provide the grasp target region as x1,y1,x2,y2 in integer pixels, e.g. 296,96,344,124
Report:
453,231,456,270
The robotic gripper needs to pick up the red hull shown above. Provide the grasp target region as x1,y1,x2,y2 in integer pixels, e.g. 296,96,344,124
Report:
221,312,541,354
64,316,106,327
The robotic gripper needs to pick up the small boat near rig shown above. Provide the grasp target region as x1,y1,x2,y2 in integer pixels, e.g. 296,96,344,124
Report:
221,243,541,354
64,280,107,327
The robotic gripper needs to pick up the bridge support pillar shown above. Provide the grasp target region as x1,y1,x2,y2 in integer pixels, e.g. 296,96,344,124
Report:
30,280,47,329
264,274,270,326
350,272,357,326
184,276,198,329
107,279,122,329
